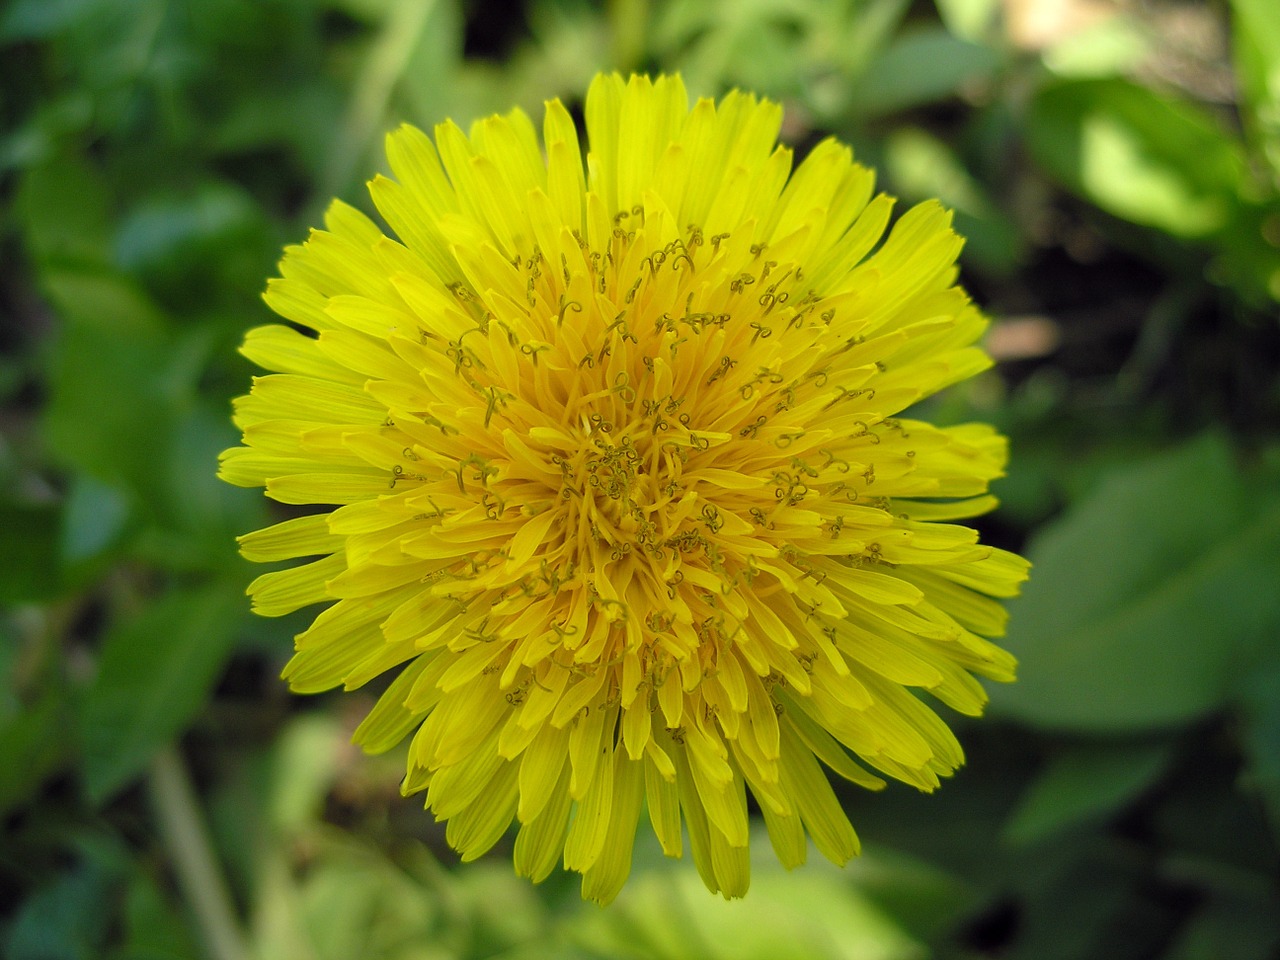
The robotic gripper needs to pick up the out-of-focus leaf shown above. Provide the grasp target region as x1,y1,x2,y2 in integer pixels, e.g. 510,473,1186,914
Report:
0,0,98,41
398,0,466,124
849,28,1000,117
0,502,61,602
267,713,343,834
1153,735,1280,877
61,475,131,570
1211,200,1280,303
1163,892,1280,960
15,155,111,268
0,685,68,817
1238,656,1280,840
990,434,1280,732
250,834,454,960
652,0,910,114
933,0,1000,42
1231,0,1280,185
0,94,94,172
114,181,265,288
836,848,975,944
3,857,120,960
40,272,176,496
78,581,246,804
1026,78,1246,238
1003,841,1148,960
1004,740,1173,844
112,868,199,960
142,401,263,573
883,127,1021,272
1041,15,1149,77
572,831,924,960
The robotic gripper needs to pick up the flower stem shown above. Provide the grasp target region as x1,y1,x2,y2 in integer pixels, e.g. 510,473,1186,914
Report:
324,0,438,201
149,745,249,960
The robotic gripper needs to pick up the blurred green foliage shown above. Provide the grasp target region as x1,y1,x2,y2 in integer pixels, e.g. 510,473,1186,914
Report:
2,1,1279,958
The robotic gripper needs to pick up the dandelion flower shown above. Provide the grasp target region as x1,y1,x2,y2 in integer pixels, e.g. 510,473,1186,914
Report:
220,73,1029,904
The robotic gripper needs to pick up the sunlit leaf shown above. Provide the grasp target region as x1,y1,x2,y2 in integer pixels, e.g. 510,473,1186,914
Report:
933,0,1000,43
1026,78,1246,238
1231,0,1280,186
572,832,925,960
1041,15,1149,77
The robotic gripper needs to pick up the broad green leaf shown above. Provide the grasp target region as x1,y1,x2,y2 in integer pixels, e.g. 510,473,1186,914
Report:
144,402,264,574
1000,840,1146,960
115,868,199,960
1026,78,1246,238
61,475,131,570
1004,740,1173,844
114,180,265,291
78,581,246,804
990,434,1280,731
0,686,69,817
849,28,1001,117
41,272,176,497
0,0,99,41
0,502,61,603
15,156,111,269
3,858,120,960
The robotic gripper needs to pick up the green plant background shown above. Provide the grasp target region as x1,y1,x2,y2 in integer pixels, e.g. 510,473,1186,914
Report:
3,1,1279,957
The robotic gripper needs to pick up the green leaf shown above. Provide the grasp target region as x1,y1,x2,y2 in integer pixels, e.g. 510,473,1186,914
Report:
143,401,264,574
883,127,1021,273
0,685,69,817
0,502,62,603
113,180,268,298
1237,655,1280,840
61,475,131,571
1026,78,1247,238
1231,0,1280,186
0,0,99,41
990,434,1280,732
113,868,199,960
850,28,1001,117
1163,892,1280,960
3,858,121,960
571,830,925,960
78,581,246,804
15,156,111,269
1041,15,1149,78
933,0,1000,43
1004,740,1173,844
41,282,175,496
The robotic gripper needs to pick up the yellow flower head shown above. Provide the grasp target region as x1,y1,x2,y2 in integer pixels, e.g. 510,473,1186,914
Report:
220,73,1028,904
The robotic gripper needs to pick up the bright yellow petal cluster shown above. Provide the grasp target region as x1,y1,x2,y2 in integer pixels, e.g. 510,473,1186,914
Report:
220,73,1028,903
